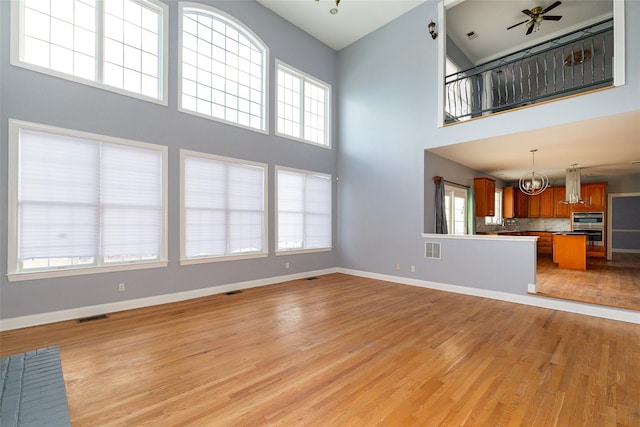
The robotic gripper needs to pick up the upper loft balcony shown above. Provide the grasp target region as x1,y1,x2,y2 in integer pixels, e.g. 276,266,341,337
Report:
443,1,618,125
445,19,613,124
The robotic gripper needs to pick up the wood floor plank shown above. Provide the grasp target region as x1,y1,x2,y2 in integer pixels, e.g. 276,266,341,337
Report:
1,273,638,426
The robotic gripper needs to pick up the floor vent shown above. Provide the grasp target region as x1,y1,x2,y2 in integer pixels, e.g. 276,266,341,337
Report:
425,242,442,260
226,290,243,295
306,277,319,280
76,314,109,323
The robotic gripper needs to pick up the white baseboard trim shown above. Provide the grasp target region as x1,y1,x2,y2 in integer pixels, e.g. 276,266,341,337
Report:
337,268,640,325
0,268,339,331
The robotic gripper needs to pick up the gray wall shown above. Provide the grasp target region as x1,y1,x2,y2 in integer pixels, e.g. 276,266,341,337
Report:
0,0,339,319
337,0,639,294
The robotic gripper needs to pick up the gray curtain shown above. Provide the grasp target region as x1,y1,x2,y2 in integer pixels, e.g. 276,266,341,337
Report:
435,180,448,234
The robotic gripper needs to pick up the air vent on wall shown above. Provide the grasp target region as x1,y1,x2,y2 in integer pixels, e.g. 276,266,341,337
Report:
425,242,441,260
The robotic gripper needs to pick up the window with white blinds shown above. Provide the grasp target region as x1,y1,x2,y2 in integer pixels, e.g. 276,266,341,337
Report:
276,167,332,253
7,120,167,280
11,0,168,103
181,151,267,263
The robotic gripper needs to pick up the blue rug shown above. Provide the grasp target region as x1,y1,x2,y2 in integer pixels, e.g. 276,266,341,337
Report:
0,346,71,427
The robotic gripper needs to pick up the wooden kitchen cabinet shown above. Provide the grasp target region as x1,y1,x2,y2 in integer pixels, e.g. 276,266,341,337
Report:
582,182,607,211
553,186,570,218
528,231,553,254
503,186,529,218
474,177,495,217
528,189,553,218
516,190,529,217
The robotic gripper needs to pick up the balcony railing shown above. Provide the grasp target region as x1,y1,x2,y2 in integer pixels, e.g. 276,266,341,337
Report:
445,19,614,123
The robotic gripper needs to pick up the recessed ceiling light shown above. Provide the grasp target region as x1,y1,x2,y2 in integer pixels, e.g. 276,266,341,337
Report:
330,8,338,14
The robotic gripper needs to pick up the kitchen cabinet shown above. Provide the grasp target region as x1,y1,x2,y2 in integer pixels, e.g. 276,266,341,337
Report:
582,182,607,211
527,231,553,254
553,186,570,218
474,177,495,217
503,186,529,218
528,189,554,218
553,234,587,270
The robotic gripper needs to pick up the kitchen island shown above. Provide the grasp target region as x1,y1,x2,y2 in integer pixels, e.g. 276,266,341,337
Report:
553,233,587,270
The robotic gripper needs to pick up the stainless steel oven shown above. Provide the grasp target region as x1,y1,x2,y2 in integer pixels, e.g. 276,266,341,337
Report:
571,212,604,246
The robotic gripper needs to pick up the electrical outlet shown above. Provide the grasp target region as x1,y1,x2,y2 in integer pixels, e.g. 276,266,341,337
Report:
395,264,401,270
285,262,290,269
411,266,416,273
118,283,125,292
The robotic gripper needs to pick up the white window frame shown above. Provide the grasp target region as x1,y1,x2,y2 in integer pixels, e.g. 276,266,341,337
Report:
180,150,268,265
485,188,503,225
275,166,332,254
276,60,331,148
444,185,467,235
10,0,169,105
7,119,168,282
178,3,268,134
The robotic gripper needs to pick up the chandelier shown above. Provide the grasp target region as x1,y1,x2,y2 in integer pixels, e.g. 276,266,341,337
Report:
519,149,549,195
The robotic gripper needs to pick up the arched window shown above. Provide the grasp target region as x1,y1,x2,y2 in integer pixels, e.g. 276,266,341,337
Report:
179,4,268,132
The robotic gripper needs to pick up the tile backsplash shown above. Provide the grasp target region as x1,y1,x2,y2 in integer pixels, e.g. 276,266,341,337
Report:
476,217,571,233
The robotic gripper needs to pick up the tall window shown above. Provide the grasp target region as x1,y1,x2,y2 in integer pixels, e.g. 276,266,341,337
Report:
444,185,467,235
181,151,267,263
7,121,168,281
276,167,332,252
276,61,331,147
180,4,267,132
485,189,503,225
11,0,168,102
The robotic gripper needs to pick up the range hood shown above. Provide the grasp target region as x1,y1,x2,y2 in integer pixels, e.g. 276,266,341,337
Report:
560,167,585,204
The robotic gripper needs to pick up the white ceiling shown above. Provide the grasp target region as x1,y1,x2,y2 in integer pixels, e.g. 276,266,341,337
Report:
430,111,640,182
257,0,425,51
257,0,638,182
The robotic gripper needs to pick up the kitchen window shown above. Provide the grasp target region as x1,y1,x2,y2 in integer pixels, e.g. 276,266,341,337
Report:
7,120,168,281
444,185,467,235
179,4,267,132
11,0,168,103
180,150,267,263
276,167,332,253
485,189,503,225
276,61,331,148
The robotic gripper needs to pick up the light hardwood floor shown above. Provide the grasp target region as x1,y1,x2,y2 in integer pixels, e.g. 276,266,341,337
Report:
536,253,640,311
1,274,639,426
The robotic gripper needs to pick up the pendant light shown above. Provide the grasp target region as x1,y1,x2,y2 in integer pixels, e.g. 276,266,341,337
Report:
519,149,549,195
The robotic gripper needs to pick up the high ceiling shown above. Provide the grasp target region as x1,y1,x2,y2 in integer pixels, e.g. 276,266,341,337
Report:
258,0,639,181
257,0,425,51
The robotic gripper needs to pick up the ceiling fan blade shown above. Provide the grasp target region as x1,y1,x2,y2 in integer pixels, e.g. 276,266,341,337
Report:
521,9,535,18
526,24,534,35
542,1,562,14
507,20,528,30
543,15,562,21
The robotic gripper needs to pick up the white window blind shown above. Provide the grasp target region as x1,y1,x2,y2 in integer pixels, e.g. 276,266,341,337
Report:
10,123,166,277
183,152,266,260
277,168,332,252
276,62,330,147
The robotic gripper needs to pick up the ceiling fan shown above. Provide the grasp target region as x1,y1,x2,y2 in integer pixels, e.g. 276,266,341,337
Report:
507,1,563,35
